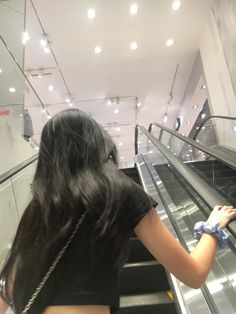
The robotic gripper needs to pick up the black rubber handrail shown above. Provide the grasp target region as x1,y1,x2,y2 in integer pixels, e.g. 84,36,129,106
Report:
0,154,38,184
147,122,236,171
193,115,236,140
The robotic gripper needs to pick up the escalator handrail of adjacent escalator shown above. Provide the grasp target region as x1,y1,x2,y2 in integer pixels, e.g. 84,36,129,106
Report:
147,121,236,171
193,115,236,141
0,154,38,185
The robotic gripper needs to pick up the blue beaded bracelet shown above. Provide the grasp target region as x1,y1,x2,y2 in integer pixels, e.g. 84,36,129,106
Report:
193,221,228,248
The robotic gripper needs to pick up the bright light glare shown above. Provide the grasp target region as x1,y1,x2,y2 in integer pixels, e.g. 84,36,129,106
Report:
163,114,168,123
172,1,181,11
130,4,138,15
114,109,119,114
44,47,50,54
9,87,16,93
130,42,138,50
95,46,102,54
22,31,30,45
48,85,54,91
87,8,96,19
166,38,174,46
40,39,47,47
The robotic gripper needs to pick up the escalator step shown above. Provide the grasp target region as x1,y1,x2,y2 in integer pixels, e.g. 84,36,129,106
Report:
118,292,177,314
120,262,170,294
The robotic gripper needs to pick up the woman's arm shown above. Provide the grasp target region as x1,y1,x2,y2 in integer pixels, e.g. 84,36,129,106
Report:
0,296,8,314
134,205,236,289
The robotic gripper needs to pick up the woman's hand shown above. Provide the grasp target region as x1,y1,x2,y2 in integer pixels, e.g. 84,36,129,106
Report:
207,205,236,228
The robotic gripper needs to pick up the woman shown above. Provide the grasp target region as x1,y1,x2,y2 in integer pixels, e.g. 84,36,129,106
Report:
0,109,236,314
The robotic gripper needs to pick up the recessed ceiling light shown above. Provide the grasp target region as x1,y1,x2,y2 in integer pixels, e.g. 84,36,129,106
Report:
172,1,181,11
193,105,198,109
66,98,71,103
137,102,141,107
114,108,119,114
120,156,125,160
130,3,138,15
201,113,206,119
201,84,207,89
40,39,47,47
68,102,73,107
87,8,96,19
163,114,168,123
9,87,16,93
94,46,102,54
166,38,174,47
22,31,30,45
130,42,138,50
186,154,190,157
48,85,54,91
118,142,123,146
0,68,2,74
47,115,51,119
107,99,112,106
116,127,121,132
44,47,50,54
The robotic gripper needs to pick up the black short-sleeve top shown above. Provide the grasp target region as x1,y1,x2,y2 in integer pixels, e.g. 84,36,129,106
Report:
48,177,158,313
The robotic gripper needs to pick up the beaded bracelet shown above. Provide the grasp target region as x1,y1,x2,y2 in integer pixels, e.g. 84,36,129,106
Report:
193,221,228,248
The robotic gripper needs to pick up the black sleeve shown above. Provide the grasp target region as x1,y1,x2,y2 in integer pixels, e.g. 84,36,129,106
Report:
127,181,158,231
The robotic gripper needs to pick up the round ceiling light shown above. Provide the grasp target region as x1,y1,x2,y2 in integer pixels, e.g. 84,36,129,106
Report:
22,31,30,45
48,85,54,91
130,4,138,15
95,46,102,54
166,38,174,47
9,87,16,93
87,8,96,19
130,42,138,50
172,1,181,11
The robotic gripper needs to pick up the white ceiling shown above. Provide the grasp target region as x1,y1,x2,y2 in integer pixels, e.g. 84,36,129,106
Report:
15,0,213,166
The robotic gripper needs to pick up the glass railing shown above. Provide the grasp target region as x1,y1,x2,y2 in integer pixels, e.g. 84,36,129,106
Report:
0,158,37,267
194,116,236,152
148,122,236,207
136,125,236,313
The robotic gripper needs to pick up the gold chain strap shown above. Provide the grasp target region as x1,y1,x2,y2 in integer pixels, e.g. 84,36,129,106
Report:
21,212,87,314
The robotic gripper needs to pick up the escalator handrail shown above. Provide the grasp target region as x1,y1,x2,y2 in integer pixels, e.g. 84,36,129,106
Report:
193,115,236,140
147,121,236,171
0,154,38,184
137,123,227,207
136,123,236,238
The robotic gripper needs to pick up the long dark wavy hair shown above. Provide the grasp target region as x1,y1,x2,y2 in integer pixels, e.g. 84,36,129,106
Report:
0,109,133,313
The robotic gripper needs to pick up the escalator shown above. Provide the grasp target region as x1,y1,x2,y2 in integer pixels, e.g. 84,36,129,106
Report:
118,167,178,314
135,121,236,313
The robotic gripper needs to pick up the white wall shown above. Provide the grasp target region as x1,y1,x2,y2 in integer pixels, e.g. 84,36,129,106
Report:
0,118,36,176
200,11,236,117
200,10,236,149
